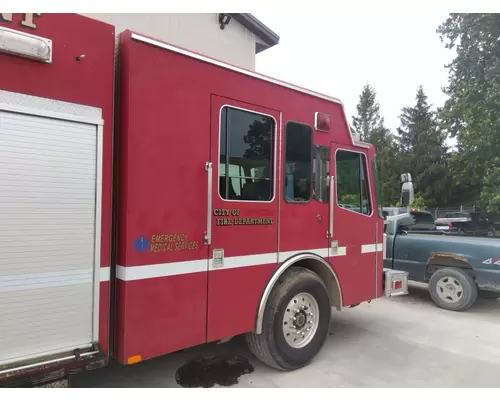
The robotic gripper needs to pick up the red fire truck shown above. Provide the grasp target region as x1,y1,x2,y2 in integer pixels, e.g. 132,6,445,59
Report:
0,13,408,387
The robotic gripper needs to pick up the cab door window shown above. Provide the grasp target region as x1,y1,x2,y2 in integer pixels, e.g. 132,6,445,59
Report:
219,106,275,202
336,150,372,216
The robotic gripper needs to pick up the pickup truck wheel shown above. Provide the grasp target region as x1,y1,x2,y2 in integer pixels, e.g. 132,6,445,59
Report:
428,268,477,311
245,267,331,371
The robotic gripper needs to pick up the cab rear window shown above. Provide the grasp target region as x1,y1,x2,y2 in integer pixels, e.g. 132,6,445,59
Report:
410,212,434,224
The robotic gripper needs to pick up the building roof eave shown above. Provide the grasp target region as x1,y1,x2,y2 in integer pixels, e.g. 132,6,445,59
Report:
229,13,280,53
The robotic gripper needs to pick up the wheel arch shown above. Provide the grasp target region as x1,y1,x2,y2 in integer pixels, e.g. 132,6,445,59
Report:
425,252,474,282
254,253,343,334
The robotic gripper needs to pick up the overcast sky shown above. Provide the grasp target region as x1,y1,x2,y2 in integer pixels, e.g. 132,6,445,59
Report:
254,12,456,136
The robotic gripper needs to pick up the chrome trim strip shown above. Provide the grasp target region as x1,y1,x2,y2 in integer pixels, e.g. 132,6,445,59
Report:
93,123,104,343
131,33,342,106
130,33,371,150
0,350,99,377
255,253,342,335
329,175,335,239
205,161,213,245
130,33,371,151
277,112,282,256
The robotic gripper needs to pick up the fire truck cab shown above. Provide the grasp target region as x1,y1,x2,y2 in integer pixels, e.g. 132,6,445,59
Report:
0,14,408,387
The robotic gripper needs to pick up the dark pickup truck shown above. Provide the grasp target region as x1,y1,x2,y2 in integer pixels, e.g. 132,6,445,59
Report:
435,211,496,237
384,211,500,311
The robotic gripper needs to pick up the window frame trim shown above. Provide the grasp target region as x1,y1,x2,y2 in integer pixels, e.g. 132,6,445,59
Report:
283,120,314,205
334,147,374,218
372,155,384,218
217,104,278,203
312,143,330,204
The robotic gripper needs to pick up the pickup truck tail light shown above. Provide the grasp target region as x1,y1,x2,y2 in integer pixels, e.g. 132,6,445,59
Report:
383,269,409,297
393,280,402,290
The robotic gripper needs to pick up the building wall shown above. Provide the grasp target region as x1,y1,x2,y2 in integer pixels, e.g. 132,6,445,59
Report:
82,13,258,70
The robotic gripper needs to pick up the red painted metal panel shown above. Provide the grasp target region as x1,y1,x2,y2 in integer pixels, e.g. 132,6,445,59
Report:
115,30,381,362
329,143,379,306
114,31,210,361
207,264,276,342
99,282,110,355
0,13,115,355
114,274,207,364
279,110,331,255
206,95,280,341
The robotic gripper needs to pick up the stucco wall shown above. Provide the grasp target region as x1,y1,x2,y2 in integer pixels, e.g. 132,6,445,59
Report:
82,13,257,70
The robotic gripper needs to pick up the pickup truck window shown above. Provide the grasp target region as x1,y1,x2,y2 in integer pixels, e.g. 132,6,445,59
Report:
336,150,372,216
399,211,436,231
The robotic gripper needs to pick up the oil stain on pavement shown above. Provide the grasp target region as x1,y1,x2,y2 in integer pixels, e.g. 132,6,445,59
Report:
175,355,254,388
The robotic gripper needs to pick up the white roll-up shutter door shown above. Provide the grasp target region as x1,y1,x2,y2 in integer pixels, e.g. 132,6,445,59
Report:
0,91,102,367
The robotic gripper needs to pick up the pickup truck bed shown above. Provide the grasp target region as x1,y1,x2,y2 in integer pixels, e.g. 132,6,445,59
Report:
384,212,500,311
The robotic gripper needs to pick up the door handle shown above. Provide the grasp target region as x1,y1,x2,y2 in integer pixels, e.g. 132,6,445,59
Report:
328,175,335,238
205,162,213,245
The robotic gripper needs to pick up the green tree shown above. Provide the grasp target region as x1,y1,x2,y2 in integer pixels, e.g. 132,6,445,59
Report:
352,84,400,205
396,86,451,207
352,84,382,142
437,13,500,212
410,195,427,209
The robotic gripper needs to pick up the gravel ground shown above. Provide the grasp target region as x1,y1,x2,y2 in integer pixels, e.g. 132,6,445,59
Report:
72,282,500,388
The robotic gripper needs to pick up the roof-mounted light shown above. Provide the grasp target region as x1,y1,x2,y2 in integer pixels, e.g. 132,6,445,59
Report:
0,26,52,63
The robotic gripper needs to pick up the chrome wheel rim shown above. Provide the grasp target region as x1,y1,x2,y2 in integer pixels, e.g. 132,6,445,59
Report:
282,293,319,348
436,276,464,303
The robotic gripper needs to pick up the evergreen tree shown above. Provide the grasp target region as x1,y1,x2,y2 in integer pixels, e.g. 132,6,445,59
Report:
352,84,382,142
396,86,451,207
352,84,400,205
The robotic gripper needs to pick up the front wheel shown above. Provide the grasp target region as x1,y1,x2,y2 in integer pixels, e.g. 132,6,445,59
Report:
428,267,477,311
245,267,331,371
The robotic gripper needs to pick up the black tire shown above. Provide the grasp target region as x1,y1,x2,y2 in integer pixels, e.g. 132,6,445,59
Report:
245,267,331,371
428,267,477,311
478,290,500,299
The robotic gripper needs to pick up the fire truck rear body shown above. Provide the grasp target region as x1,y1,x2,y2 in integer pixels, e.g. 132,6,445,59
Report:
0,13,114,385
0,14,408,386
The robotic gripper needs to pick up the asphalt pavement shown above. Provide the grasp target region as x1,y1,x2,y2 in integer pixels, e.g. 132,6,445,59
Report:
72,282,500,388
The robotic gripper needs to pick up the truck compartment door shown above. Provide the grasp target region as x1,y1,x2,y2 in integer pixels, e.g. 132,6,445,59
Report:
0,95,102,367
